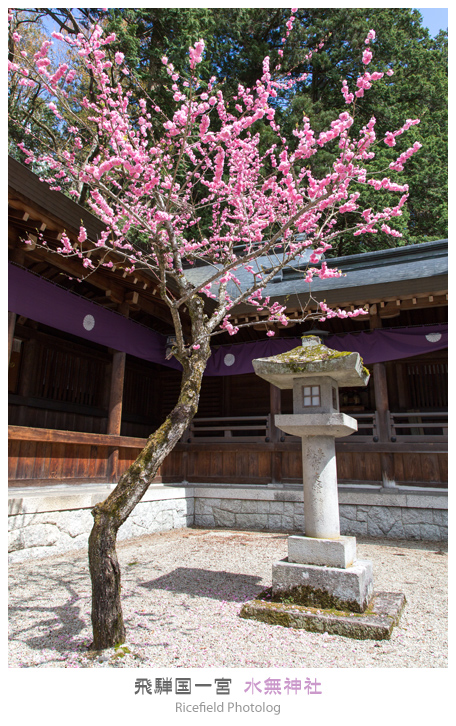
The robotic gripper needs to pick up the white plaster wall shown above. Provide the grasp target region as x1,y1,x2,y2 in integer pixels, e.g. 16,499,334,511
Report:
8,485,192,563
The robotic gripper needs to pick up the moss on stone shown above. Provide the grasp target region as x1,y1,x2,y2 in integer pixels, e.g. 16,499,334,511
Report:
274,340,350,364
270,584,366,613
258,336,369,378
239,595,397,640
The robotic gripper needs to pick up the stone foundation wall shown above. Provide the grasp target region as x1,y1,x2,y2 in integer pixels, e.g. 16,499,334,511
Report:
193,485,448,542
8,485,193,563
8,483,447,562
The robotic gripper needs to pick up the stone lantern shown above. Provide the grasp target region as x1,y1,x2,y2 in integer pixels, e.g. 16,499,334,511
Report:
253,335,373,612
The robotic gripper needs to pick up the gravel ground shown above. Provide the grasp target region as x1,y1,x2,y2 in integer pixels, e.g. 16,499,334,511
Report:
8,528,448,668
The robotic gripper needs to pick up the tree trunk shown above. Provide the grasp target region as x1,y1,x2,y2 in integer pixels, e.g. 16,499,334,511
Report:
88,511,126,648
88,348,209,650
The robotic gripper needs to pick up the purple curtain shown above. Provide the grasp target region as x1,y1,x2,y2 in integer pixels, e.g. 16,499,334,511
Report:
9,262,447,376
8,262,178,368
325,326,448,365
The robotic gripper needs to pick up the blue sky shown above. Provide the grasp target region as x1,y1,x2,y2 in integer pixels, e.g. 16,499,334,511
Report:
40,7,448,39
415,8,448,36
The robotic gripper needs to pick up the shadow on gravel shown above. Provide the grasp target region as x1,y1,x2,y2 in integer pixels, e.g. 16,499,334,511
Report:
139,567,264,602
9,571,89,654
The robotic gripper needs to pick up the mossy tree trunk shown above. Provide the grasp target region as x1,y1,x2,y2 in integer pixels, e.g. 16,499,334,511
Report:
88,343,210,650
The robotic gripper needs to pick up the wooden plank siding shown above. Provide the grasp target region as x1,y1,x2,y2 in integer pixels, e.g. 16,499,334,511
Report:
8,426,447,488
161,443,447,489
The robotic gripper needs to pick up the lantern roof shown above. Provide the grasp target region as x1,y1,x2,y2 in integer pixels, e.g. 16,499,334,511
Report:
253,335,370,389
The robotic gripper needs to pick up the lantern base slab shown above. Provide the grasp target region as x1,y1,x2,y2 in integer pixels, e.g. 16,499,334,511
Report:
239,590,406,641
288,535,357,569
272,558,373,612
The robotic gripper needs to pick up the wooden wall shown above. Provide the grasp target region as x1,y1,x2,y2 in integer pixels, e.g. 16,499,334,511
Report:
9,330,110,433
8,427,156,486
8,427,447,488
8,326,448,489
159,442,447,489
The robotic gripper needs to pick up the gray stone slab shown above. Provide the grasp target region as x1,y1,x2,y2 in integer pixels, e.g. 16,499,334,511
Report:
269,501,285,514
405,493,448,510
193,514,215,527
283,502,297,516
402,508,434,525
219,499,243,513
273,490,303,502
272,558,373,612
195,499,221,515
236,513,269,529
194,486,274,501
432,510,448,525
281,516,295,531
275,412,357,438
212,507,236,528
288,535,356,568
340,519,368,537
339,490,408,507
268,515,283,529
239,591,406,640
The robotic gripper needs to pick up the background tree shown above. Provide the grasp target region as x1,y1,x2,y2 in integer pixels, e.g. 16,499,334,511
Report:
284,8,447,253
10,7,447,251
96,6,448,252
9,10,425,649
8,10,60,157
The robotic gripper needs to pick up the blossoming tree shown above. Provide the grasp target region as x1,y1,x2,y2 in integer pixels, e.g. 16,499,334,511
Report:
8,9,422,649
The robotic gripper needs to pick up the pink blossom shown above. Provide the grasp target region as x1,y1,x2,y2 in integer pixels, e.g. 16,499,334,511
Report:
381,224,402,237
189,39,205,70
8,19,422,351
384,132,396,147
58,233,73,254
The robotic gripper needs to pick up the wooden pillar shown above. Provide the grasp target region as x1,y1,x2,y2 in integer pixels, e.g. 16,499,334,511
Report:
107,350,127,435
270,383,282,484
8,312,16,366
106,349,126,482
269,383,281,442
373,362,389,442
370,309,396,488
106,302,129,481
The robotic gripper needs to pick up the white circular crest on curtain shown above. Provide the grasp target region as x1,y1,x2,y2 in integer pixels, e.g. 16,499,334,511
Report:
83,314,95,331
224,353,235,366
425,332,442,343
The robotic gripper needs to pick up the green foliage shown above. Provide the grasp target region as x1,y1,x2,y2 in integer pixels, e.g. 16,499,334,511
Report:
85,6,450,252
9,7,447,251
8,11,62,158
277,8,448,252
